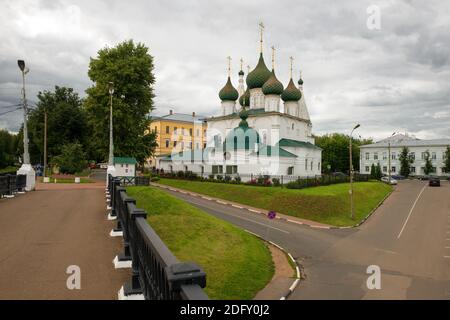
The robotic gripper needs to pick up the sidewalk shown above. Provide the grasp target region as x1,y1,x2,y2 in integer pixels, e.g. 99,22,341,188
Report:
0,184,128,299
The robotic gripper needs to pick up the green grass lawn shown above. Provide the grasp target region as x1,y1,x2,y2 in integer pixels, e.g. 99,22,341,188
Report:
126,186,274,300
157,179,392,227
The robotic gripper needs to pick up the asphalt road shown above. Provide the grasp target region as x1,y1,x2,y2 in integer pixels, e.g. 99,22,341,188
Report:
0,183,129,299
159,179,450,299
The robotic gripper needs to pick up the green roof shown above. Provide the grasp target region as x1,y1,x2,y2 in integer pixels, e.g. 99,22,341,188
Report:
219,76,239,101
262,69,284,95
252,145,297,158
114,157,137,164
239,88,250,107
246,53,272,89
281,79,302,102
277,139,322,150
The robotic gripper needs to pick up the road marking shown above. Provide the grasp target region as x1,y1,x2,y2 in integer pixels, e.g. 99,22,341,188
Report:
444,256,450,259
445,247,450,249
216,200,227,205
232,204,243,209
397,184,427,239
233,215,290,234
248,209,262,214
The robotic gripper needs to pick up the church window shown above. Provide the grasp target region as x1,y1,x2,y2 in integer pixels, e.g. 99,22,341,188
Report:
287,167,294,175
166,126,170,134
262,132,267,144
245,136,250,150
305,159,308,170
292,123,294,130
234,136,238,151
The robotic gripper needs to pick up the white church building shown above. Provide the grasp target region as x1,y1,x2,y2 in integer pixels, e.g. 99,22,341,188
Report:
158,31,322,180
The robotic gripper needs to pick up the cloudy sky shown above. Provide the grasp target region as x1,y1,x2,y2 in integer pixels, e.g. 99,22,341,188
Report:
1,0,449,140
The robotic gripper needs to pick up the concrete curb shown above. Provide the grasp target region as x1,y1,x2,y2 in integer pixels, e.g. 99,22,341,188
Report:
243,229,301,300
153,182,395,231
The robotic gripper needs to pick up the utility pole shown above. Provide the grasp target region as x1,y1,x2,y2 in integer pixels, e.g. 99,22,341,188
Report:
106,82,116,185
388,132,396,184
349,124,360,220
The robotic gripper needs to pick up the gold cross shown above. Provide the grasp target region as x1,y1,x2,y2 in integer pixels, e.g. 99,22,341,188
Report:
227,56,231,77
289,56,294,78
271,46,275,70
240,58,243,72
259,22,265,53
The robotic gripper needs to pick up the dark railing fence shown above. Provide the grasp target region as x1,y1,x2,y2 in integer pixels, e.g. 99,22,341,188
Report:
107,174,208,300
0,174,27,198
113,175,150,187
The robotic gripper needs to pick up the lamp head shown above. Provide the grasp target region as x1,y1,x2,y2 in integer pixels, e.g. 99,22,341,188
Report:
108,82,114,95
354,124,361,130
18,60,25,72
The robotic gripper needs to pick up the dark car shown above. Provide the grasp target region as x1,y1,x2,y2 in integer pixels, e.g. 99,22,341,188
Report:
429,177,440,187
391,175,405,180
420,175,430,181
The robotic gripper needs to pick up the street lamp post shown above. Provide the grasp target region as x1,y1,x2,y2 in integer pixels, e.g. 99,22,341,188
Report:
106,82,116,185
388,132,396,184
349,124,360,220
16,60,35,191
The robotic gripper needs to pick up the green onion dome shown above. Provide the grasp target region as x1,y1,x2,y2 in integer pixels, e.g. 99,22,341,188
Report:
239,88,250,107
219,77,239,101
238,70,244,76
246,53,272,89
281,79,302,102
298,77,303,86
262,69,284,95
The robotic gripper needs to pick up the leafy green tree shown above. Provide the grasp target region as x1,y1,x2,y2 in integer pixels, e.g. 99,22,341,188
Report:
375,163,382,179
399,146,414,177
423,150,433,175
52,143,87,174
315,133,373,174
444,146,450,174
23,86,87,165
0,129,19,168
370,163,376,179
84,40,157,164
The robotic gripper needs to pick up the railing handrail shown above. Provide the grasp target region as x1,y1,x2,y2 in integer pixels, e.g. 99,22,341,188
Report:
109,174,208,300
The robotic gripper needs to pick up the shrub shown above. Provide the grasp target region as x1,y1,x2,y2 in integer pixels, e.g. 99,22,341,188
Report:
247,179,257,185
257,176,265,185
208,174,215,181
224,175,232,183
272,178,280,186
216,175,223,181
233,176,241,184
263,179,272,187
52,143,87,174
176,170,185,178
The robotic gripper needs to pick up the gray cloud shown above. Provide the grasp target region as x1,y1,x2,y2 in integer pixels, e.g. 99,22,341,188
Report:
0,0,449,141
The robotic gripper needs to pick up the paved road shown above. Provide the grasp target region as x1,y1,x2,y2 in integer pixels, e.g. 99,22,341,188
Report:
0,183,129,299
158,180,450,299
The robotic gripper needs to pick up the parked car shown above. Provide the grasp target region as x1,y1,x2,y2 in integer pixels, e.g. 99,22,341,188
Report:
391,175,405,180
419,175,430,181
381,176,397,185
332,172,347,177
429,177,440,187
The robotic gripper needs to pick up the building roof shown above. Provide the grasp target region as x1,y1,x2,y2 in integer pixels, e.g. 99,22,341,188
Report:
151,113,206,123
207,108,311,124
246,53,272,89
251,145,297,158
262,69,284,96
219,76,239,101
361,134,450,148
114,157,137,164
281,79,302,102
277,138,322,150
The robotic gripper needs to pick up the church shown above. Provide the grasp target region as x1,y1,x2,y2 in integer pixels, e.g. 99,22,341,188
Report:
158,26,322,180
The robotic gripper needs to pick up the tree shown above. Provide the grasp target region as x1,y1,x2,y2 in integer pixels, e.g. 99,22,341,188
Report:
375,163,382,180
423,150,433,175
315,133,373,174
370,163,376,179
52,143,87,174
399,146,413,177
0,129,19,168
84,40,157,164
24,86,87,165
444,146,450,174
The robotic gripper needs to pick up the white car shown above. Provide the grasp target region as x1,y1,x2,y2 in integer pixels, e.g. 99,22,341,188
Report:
381,176,397,185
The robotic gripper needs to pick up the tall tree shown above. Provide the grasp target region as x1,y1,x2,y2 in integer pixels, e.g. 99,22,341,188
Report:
370,163,376,179
423,150,433,175
22,86,87,165
375,162,382,179
399,146,413,177
84,40,157,164
444,146,450,174
315,133,373,174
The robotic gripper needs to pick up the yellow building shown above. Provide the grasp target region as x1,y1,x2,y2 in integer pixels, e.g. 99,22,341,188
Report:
148,110,207,168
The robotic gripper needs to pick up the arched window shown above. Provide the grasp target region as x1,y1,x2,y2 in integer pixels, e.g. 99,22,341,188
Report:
292,123,295,130
234,136,237,151
245,136,250,150
263,132,267,144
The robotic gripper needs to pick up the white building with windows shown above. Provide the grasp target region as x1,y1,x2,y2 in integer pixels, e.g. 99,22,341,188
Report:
158,31,322,179
359,134,450,177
